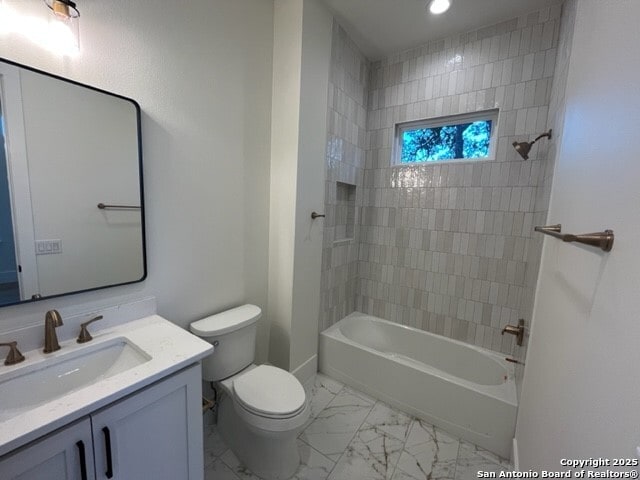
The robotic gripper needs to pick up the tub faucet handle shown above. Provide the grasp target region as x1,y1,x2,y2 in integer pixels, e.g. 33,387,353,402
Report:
501,319,525,346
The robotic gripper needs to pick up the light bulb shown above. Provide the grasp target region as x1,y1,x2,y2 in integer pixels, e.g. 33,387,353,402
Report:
429,0,451,15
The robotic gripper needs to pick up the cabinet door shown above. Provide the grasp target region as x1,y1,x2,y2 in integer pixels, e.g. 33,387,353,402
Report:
92,364,203,480
0,418,95,480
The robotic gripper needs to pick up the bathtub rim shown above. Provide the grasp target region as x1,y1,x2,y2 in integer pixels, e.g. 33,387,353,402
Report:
321,311,517,407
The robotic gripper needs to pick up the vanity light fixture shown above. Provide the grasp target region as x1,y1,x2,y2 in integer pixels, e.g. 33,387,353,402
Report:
428,0,451,15
512,129,553,160
44,0,80,55
0,0,79,55
44,0,79,19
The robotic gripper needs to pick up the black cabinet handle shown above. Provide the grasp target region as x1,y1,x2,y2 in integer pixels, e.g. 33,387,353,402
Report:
76,441,88,480
102,427,114,478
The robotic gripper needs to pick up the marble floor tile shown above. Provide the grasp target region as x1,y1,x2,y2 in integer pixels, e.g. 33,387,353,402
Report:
218,439,335,480
205,458,242,480
220,449,262,480
307,373,344,396
300,388,375,458
365,402,413,442
328,423,405,480
454,442,511,480
392,420,460,480
203,375,514,480
390,468,428,480
328,386,376,408
457,441,512,467
203,424,229,467
293,440,336,480
304,374,345,423
326,453,342,463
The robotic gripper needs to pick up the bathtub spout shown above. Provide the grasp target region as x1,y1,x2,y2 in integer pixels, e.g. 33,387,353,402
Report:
505,357,525,365
501,319,525,346
501,325,520,335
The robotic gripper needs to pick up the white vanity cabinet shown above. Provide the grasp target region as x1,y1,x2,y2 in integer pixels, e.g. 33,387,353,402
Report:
0,364,203,480
0,419,95,480
92,363,202,479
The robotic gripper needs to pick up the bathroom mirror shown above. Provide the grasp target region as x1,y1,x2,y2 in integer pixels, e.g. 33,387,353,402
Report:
0,58,145,307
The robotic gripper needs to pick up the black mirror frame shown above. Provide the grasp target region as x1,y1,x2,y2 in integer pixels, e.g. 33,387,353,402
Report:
0,57,147,307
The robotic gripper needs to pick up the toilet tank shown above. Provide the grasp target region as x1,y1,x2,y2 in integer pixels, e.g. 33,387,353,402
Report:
190,304,261,381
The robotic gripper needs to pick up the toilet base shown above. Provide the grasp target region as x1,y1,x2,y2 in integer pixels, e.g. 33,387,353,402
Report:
217,394,301,480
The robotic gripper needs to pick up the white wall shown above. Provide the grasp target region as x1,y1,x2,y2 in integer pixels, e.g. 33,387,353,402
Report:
267,0,303,371
0,0,274,362
290,0,332,374
516,0,640,466
268,0,332,377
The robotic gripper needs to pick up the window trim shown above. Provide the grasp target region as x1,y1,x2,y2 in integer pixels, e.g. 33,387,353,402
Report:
392,109,500,167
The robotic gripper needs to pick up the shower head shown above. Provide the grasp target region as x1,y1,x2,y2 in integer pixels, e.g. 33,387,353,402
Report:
512,141,533,160
512,129,553,160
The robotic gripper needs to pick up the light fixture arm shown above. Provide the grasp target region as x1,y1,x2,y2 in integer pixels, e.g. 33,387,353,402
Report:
532,129,553,144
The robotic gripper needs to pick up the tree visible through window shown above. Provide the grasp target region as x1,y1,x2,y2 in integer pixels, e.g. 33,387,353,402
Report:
396,111,497,164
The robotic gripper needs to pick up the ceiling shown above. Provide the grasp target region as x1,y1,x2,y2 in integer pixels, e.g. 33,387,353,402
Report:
322,0,561,60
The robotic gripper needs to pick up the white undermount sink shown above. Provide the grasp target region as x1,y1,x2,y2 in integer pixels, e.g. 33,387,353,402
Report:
0,338,150,422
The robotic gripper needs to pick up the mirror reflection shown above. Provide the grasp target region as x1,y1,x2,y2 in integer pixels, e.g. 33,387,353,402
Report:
0,58,145,307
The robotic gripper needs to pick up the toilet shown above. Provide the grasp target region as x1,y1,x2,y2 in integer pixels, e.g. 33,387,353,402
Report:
190,304,309,480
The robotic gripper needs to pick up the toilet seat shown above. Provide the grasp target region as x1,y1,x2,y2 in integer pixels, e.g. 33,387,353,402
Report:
233,365,306,419
237,398,306,419
220,364,310,433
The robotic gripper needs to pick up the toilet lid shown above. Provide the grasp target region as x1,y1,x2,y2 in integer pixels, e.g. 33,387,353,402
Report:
233,365,306,417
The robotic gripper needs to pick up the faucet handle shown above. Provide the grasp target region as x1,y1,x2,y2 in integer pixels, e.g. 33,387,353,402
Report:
0,341,26,366
77,315,104,344
501,319,525,346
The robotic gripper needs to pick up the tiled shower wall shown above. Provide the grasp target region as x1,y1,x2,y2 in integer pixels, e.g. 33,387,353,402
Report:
357,6,562,354
319,22,369,332
321,5,564,356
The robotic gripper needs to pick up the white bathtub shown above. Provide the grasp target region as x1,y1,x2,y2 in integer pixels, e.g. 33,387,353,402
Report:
319,312,517,459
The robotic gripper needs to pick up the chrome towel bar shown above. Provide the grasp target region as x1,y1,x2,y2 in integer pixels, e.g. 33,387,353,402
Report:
97,203,141,210
534,224,614,252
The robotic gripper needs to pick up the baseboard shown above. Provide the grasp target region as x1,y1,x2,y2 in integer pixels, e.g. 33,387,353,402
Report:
292,354,317,384
512,437,519,470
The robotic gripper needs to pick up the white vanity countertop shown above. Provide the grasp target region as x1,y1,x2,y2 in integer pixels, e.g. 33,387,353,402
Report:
0,314,213,457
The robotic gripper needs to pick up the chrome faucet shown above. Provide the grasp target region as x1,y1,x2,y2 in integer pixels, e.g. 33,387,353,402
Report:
44,310,64,353
501,319,525,346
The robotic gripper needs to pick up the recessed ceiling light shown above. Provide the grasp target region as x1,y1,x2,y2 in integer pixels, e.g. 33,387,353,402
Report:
428,0,451,15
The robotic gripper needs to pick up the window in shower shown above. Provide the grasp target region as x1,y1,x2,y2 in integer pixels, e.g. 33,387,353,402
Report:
394,109,498,164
